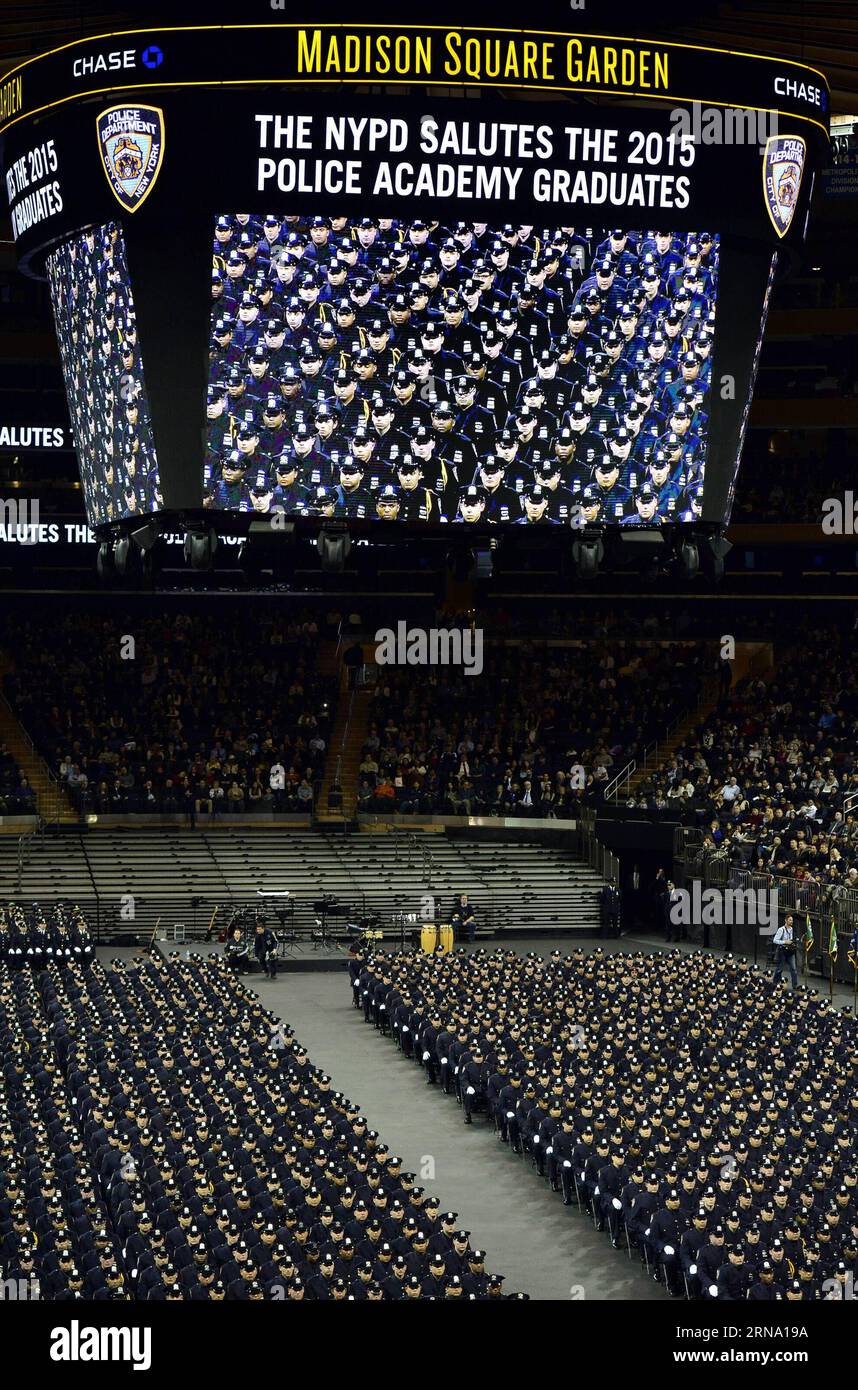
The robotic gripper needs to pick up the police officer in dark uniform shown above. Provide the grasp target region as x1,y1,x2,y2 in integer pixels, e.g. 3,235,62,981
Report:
253,919,279,980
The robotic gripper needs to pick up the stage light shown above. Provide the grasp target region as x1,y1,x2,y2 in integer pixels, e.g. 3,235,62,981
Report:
184,527,217,571
131,521,158,553
680,538,700,578
316,524,351,572
95,540,113,581
113,536,131,575
572,536,604,578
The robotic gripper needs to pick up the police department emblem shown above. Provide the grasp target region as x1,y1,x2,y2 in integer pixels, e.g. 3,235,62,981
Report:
96,105,165,212
762,134,806,239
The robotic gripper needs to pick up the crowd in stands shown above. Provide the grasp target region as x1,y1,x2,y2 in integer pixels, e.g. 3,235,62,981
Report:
482,601,821,642
0,741,34,815
632,624,858,899
2,611,333,816
355,945,858,1300
359,642,710,817
731,450,841,524
0,947,520,1300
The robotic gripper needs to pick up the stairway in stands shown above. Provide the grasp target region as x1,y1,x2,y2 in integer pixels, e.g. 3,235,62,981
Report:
625,641,775,798
0,825,604,941
0,652,76,825
316,657,374,823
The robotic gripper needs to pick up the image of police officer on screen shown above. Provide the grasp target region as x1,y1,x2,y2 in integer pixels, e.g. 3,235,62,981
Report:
204,217,719,524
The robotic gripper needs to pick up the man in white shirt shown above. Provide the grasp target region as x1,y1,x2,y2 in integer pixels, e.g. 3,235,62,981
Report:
269,761,286,810
773,914,798,988
721,776,741,804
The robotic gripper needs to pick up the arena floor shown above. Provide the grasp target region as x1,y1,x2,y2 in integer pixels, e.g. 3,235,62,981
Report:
96,933,855,1302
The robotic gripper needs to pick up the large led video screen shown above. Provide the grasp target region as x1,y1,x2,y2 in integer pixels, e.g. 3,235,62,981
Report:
204,217,719,526
47,223,161,526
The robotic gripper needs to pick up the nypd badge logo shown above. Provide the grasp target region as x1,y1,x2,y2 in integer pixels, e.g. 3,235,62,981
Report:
96,105,165,212
762,134,806,239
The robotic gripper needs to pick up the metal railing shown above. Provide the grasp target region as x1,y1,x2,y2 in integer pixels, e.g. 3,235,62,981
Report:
326,684,356,815
604,672,721,804
1,690,65,825
577,807,620,886
673,825,705,866
15,817,49,892
604,759,635,802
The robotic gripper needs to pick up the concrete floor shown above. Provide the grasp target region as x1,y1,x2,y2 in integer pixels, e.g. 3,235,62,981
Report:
238,953,667,1303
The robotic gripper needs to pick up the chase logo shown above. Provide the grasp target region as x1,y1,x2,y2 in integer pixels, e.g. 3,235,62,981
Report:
96,105,165,212
762,134,806,239
141,46,163,69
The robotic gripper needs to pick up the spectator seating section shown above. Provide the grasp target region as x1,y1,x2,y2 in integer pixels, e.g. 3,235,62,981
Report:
3,612,334,815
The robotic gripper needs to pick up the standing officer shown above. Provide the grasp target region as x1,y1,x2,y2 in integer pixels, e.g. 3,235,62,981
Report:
460,1045,488,1125
600,879,621,938
253,918,279,980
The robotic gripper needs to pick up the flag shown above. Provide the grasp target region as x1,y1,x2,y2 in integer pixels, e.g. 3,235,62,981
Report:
803,914,814,957
828,918,838,963
848,929,858,971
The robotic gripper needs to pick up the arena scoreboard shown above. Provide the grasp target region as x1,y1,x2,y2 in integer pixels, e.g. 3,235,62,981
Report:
0,14,830,539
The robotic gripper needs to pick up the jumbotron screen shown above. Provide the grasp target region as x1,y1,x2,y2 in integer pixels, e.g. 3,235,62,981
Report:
3,19,826,537
46,222,161,526
204,217,719,526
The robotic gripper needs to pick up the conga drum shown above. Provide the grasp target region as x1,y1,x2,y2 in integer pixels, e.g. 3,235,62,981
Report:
421,923,441,954
439,924,453,954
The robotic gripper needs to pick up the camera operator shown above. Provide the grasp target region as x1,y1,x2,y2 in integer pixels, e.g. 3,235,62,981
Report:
254,917,280,980
773,912,799,989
